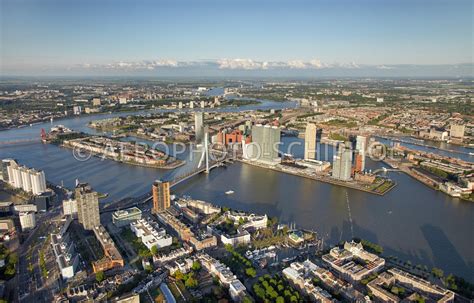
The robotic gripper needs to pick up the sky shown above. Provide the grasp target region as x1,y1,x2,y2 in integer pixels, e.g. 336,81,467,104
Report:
0,0,473,77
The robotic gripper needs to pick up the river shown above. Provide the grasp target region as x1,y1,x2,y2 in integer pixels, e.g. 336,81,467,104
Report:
0,100,473,282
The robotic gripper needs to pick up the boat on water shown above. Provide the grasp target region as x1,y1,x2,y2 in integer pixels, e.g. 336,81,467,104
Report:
225,190,235,195
469,152,474,156
98,192,109,199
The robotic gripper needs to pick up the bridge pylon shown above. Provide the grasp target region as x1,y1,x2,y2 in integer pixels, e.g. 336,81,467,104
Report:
197,130,210,173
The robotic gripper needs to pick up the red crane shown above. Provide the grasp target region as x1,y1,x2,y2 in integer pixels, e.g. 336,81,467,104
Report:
41,128,47,142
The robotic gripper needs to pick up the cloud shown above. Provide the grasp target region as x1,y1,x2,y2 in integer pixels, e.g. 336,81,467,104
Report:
217,58,331,70
330,61,360,69
217,58,269,70
286,60,307,69
376,65,395,70
77,60,181,70
73,58,367,71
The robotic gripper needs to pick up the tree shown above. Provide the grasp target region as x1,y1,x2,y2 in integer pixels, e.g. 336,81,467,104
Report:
174,269,184,281
276,297,285,303
224,244,233,252
151,245,159,256
432,267,444,278
96,271,105,283
139,248,152,258
185,275,198,288
191,261,201,271
253,284,266,299
246,267,257,277
242,296,253,303
8,252,18,265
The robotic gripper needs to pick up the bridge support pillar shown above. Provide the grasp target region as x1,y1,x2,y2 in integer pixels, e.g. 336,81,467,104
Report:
204,131,209,174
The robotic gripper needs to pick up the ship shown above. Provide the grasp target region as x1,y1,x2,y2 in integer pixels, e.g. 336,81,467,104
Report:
225,190,235,195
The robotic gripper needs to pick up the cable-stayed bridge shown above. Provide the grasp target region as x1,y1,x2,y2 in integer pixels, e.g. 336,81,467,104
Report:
101,135,234,212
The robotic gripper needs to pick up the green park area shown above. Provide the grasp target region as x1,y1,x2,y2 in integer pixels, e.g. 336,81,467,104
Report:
222,244,257,278
253,274,304,303
0,245,17,280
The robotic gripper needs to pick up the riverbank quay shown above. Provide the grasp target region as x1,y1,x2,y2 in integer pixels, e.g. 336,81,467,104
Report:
385,160,474,202
61,136,185,170
377,135,472,157
237,159,396,196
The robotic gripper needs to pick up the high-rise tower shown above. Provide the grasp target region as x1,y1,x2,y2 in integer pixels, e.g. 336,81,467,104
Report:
304,123,317,160
76,183,100,230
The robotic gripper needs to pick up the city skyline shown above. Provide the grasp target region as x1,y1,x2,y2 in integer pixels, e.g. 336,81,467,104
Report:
1,0,473,77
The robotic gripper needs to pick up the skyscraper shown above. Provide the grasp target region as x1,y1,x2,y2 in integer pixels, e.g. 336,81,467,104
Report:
355,135,367,153
5,161,47,195
332,142,353,181
304,123,317,160
20,167,33,193
8,163,23,189
354,152,364,173
152,180,170,213
194,112,204,143
250,124,281,164
76,183,100,230
30,169,47,195
355,135,367,172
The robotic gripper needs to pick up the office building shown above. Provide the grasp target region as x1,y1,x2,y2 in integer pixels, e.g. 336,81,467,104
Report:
7,160,21,189
354,152,365,173
75,183,100,230
450,124,465,139
20,167,33,192
5,162,46,195
112,207,142,228
249,124,281,164
156,210,192,241
0,219,15,232
323,241,385,282
152,180,170,213
355,135,367,153
92,225,124,272
13,204,37,213
92,97,101,106
63,199,78,217
332,142,352,181
194,112,204,143
33,191,54,212
29,169,47,195
367,268,455,303
118,96,128,104
51,217,80,279
304,123,317,160
73,106,82,115
355,136,367,172
130,218,172,250
19,212,36,231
